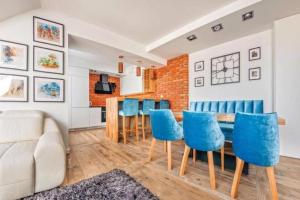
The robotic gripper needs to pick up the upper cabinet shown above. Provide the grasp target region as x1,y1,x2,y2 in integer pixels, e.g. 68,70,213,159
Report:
70,67,90,107
143,68,156,93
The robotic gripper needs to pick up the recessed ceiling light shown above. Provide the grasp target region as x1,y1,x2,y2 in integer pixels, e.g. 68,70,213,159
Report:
211,24,223,32
187,34,197,41
242,11,254,21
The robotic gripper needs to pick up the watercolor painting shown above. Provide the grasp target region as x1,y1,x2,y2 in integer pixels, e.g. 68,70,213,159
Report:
0,74,28,102
33,46,64,74
33,17,64,47
34,77,64,102
0,40,28,71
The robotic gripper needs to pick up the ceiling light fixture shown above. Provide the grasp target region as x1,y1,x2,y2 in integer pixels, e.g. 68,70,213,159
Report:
211,24,223,32
242,11,254,21
186,34,197,41
118,55,124,73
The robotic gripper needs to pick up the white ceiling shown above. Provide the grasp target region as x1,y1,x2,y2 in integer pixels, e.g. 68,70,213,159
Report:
41,0,236,45
0,0,40,22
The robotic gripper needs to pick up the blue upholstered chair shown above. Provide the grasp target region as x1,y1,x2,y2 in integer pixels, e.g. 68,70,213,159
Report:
231,112,279,199
179,111,225,190
139,99,155,140
148,109,183,171
118,98,139,144
159,100,170,109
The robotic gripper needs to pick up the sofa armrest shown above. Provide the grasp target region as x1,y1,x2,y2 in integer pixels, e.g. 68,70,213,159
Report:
34,118,66,193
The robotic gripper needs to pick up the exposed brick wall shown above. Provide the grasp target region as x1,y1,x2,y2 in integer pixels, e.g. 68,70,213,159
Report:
89,74,120,107
154,54,189,112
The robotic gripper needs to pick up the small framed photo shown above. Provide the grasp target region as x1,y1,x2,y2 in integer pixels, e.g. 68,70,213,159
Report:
249,47,261,61
0,73,28,102
249,67,261,80
34,76,65,102
195,77,204,87
194,61,204,72
33,16,65,47
33,46,64,74
0,40,28,71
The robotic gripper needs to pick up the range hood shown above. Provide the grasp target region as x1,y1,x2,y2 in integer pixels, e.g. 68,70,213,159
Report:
95,74,116,94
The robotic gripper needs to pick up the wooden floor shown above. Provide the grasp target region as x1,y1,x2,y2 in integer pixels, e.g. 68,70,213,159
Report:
65,128,300,200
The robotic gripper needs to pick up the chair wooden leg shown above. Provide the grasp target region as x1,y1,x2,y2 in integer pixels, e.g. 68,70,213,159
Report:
207,151,216,190
164,141,167,153
179,145,191,176
221,147,225,172
135,115,139,142
266,167,279,200
122,116,127,144
231,157,245,199
167,141,172,171
193,149,196,166
148,138,156,161
142,114,145,141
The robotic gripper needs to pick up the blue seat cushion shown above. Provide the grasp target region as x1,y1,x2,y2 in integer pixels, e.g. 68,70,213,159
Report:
119,110,137,116
219,122,234,141
139,110,150,115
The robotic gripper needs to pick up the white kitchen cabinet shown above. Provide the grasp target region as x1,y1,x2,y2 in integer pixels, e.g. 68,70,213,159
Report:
71,108,90,129
71,75,89,108
89,107,102,127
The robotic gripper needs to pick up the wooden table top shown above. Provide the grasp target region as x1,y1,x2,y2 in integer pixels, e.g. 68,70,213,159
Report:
174,113,286,126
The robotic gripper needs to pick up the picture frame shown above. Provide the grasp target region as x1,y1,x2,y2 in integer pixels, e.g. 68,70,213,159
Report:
249,47,261,61
0,73,28,102
33,46,64,74
33,16,65,47
194,61,204,72
34,76,65,102
194,77,204,87
0,39,28,71
249,67,261,80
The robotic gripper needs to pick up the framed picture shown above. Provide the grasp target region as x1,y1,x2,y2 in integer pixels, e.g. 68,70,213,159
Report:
211,52,240,85
194,77,204,87
249,67,261,80
0,40,28,71
33,46,64,74
194,61,204,72
249,47,261,61
33,16,65,47
34,76,65,102
0,73,28,102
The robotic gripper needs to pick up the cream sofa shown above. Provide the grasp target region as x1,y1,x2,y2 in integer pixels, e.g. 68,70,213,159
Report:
0,110,66,200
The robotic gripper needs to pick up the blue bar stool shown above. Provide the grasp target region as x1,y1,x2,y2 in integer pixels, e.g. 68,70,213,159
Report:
179,111,225,190
118,98,139,144
148,109,183,171
231,112,279,200
139,99,155,141
159,100,170,109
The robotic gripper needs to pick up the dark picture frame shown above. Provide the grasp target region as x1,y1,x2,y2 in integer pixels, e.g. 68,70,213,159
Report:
33,76,65,102
249,67,261,80
33,46,65,75
33,16,65,47
194,77,204,87
194,61,204,72
0,39,28,71
0,73,29,102
249,47,261,61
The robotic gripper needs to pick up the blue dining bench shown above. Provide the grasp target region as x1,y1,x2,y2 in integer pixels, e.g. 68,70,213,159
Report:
189,100,264,142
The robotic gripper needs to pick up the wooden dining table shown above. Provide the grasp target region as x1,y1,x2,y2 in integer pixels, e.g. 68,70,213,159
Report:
174,112,286,125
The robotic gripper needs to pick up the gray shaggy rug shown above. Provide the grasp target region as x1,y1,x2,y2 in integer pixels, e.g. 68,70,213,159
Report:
23,169,159,200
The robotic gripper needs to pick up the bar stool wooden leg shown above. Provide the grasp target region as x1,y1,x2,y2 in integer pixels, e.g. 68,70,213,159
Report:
207,151,216,190
266,167,279,200
221,147,225,172
148,138,156,161
142,114,145,141
164,141,167,153
179,145,191,176
135,115,139,142
193,149,196,166
231,157,245,199
122,116,127,144
167,141,172,171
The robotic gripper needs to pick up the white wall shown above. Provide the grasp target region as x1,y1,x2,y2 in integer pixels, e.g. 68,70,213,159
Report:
189,30,273,112
120,65,143,95
274,14,300,159
0,9,69,148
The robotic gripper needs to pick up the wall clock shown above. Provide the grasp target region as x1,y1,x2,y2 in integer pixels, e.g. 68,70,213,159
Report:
211,52,240,85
